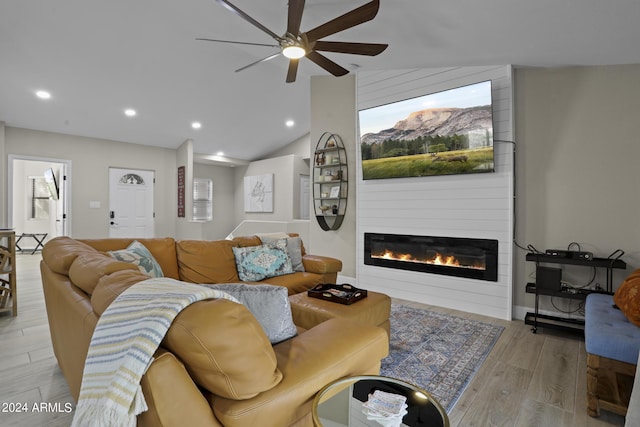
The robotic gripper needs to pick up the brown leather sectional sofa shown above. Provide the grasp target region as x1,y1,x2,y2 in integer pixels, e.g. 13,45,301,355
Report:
40,235,389,426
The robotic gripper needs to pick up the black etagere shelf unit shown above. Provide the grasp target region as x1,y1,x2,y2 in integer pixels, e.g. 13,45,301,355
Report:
524,252,626,334
312,132,348,231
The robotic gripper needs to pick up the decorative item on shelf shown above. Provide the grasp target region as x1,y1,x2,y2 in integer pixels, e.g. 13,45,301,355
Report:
329,186,340,198
321,191,329,198
319,205,332,213
331,170,343,181
332,205,338,215
326,138,336,148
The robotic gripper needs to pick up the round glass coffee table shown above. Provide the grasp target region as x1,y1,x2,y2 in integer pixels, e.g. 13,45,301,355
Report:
312,375,449,427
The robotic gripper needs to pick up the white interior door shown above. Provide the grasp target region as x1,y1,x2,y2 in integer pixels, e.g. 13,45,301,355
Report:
109,168,154,238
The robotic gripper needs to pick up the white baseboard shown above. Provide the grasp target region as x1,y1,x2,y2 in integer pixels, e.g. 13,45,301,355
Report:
342,278,583,323
511,304,584,322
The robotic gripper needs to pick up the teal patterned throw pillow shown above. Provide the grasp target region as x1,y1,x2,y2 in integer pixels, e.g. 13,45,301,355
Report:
108,240,164,278
232,239,293,282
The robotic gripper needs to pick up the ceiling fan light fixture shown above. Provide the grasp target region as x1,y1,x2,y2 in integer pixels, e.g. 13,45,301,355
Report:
282,45,306,59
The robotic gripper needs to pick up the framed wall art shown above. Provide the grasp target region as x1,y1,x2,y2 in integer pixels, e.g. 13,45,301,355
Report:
244,173,273,213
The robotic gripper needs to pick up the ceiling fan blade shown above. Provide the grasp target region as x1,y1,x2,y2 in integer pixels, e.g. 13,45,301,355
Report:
287,0,305,36
196,38,279,48
306,51,349,77
215,0,282,41
305,0,380,42
313,41,387,56
286,59,300,83
235,52,281,73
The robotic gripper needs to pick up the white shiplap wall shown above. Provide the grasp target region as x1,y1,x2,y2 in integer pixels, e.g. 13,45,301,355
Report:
356,66,514,320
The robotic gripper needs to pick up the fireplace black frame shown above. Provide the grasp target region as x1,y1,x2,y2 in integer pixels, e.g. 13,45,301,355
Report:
364,232,499,282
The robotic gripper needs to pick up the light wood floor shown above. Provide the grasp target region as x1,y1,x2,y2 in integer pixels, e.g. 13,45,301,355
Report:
0,254,628,426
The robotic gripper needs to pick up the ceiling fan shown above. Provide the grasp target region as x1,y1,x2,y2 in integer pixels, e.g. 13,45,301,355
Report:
197,0,388,83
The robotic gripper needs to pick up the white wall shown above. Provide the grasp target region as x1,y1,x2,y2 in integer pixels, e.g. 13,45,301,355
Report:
264,133,311,161
175,139,203,239
355,66,515,320
2,126,305,242
308,75,358,274
233,154,308,223
4,127,178,238
513,64,640,317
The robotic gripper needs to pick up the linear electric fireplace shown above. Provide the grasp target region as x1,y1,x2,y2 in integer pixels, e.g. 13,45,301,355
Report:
364,233,498,282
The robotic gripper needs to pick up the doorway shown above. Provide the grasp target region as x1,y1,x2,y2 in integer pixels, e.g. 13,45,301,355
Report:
108,168,155,238
8,156,71,246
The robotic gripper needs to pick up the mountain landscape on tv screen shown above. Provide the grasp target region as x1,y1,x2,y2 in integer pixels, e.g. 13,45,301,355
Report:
360,105,492,146
359,104,494,180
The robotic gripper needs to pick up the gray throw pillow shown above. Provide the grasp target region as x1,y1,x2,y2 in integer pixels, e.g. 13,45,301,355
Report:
205,283,297,344
259,235,305,272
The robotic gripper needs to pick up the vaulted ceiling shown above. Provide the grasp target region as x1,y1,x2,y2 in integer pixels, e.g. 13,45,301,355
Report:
1,0,638,164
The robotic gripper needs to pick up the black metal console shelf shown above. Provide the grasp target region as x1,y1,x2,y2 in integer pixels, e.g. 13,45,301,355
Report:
524,253,626,334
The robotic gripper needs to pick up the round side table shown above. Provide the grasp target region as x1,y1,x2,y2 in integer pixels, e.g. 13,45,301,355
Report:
312,375,449,427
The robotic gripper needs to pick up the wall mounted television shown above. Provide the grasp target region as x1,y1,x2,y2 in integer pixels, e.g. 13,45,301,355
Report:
358,80,494,180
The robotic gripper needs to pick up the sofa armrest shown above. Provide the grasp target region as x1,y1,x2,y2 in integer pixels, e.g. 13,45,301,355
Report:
139,349,223,427
302,255,342,274
212,318,388,427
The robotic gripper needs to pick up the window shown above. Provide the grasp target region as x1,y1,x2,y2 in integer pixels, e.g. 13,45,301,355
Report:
193,178,213,221
29,176,50,220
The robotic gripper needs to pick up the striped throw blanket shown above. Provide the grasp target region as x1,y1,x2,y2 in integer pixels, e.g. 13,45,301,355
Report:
71,278,239,427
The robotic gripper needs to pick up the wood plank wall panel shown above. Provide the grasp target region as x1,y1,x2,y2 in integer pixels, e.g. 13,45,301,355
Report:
356,66,514,319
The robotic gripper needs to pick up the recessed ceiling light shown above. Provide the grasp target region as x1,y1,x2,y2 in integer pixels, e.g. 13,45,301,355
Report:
216,151,224,156
35,90,51,100
285,119,295,127
192,122,202,129
124,109,137,117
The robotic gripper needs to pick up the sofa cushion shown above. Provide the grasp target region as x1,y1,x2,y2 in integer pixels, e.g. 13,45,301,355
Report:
176,239,241,283
91,269,150,316
232,239,293,281
108,240,164,278
162,298,282,400
259,235,305,272
68,253,140,296
207,284,297,344
80,238,180,279
614,268,640,327
42,236,99,275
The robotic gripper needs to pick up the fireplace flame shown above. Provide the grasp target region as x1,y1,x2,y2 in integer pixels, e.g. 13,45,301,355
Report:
377,249,484,270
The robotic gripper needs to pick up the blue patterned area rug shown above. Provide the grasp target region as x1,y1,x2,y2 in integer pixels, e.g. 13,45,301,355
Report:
380,303,504,412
